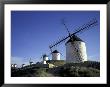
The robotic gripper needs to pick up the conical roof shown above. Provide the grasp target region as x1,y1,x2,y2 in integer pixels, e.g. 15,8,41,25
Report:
66,35,84,44
52,50,59,53
43,54,48,57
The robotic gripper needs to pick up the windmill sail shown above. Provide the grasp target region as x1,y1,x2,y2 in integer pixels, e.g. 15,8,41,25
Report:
49,18,98,49
72,18,98,35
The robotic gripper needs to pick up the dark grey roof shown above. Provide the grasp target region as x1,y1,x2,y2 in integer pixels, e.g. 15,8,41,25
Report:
66,35,84,44
43,54,48,57
52,50,59,53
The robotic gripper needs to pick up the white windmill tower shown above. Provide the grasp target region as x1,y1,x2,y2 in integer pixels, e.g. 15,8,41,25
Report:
49,18,98,63
29,58,33,65
43,54,49,61
11,64,17,68
41,54,49,64
22,64,26,68
65,35,87,63
52,50,60,60
11,64,14,68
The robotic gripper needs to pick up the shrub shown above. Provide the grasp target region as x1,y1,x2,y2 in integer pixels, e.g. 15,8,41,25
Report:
34,68,53,77
59,66,100,77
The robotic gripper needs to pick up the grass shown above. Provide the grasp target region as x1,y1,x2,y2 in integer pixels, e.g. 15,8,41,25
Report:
11,61,100,77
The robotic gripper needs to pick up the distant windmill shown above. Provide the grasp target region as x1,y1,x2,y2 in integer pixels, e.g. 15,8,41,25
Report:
49,18,98,63
48,49,64,60
22,64,26,68
41,54,49,61
29,58,33,65
40,54,49,64
11,64,17,68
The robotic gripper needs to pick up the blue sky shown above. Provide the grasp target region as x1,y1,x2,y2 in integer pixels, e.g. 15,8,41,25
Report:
11,11,100,66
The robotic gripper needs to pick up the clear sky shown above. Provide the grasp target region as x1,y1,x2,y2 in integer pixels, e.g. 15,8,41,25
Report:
11,11,100,67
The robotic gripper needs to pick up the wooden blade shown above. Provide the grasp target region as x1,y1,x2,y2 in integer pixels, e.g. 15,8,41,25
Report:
49,35,69,48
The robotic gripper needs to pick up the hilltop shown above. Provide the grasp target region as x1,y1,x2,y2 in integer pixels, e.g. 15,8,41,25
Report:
11,61,100,77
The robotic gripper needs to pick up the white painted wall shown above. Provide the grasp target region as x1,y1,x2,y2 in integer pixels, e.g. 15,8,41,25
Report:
22,64,26,67
43,60,46,64
14,64,17,68
11,64,14,67
66,41,87,63
30,62,33,65
52,53,60,60
43,56,48,61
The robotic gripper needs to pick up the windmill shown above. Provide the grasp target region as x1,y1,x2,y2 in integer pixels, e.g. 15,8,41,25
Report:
48,48,65,60
40,54,50,64
29,58,33,65
21,64,26,68
49,18,98,63
40,54,49,61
